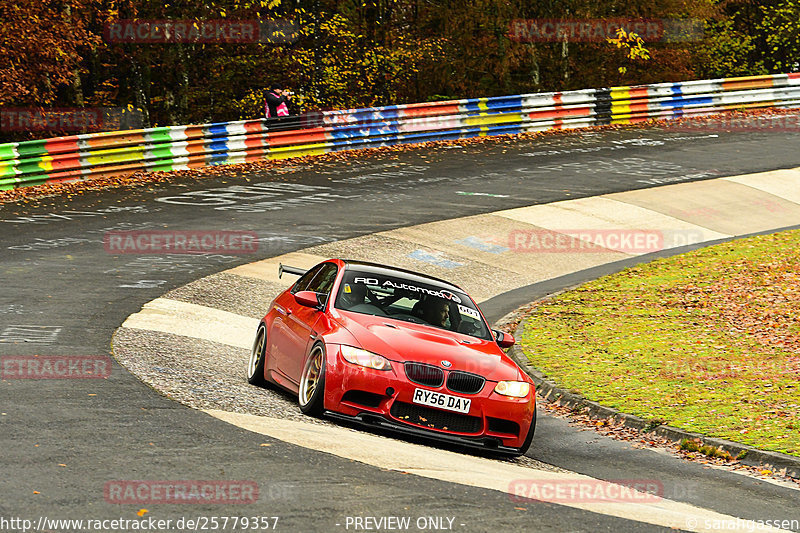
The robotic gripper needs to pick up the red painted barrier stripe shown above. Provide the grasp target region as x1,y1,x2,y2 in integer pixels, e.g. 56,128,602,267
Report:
401,104,461,118
266,129,328,146
44,136,80,156
628,87,650,99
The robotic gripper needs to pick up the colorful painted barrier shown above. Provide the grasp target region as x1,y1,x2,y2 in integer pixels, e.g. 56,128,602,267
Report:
2,73,800,190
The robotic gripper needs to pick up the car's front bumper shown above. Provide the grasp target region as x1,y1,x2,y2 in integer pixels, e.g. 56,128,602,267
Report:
323,344,536,452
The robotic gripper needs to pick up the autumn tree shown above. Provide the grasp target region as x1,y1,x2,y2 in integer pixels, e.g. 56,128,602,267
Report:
0,0,100,106
2,0,796,141
758,0,800,72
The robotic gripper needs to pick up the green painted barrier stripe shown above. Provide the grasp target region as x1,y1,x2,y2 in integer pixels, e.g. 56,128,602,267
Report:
0,175,22,188
146,127,174,143
18,177,50,187
0,162,19,178
1,173,47,187
15,160,54,175
15,140,49,158
0,144,18,161
148,145,179,159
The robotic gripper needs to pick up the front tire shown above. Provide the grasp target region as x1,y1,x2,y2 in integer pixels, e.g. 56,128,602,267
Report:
510,404,537,457
247,324,268,386
298,344,326,416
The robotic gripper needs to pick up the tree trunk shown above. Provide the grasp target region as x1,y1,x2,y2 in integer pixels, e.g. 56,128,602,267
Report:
131,58,150,127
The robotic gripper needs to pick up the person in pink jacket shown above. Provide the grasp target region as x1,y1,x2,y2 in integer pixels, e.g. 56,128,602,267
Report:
264,83,292,118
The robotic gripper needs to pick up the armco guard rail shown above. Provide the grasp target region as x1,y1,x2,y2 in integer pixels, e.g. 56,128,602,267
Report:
2,73,800,190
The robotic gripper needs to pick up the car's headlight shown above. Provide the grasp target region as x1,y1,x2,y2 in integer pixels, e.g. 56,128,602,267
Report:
340,345,392,371
494,381,530,398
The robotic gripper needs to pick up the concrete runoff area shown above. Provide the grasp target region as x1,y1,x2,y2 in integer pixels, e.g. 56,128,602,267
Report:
116,167,800,532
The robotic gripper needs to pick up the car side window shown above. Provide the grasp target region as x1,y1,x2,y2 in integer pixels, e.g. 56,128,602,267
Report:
291,264,323,294
306,263,338,297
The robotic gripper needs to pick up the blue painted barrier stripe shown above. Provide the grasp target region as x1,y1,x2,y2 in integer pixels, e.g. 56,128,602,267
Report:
659,96,715,108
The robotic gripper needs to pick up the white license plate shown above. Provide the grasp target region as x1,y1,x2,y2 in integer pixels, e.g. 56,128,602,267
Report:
412,388,471,414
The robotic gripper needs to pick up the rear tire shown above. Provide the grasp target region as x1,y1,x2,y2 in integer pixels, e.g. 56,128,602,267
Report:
247,324,268,386
298,344,326,417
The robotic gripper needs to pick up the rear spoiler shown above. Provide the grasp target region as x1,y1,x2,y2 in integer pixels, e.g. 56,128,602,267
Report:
278,263,306,279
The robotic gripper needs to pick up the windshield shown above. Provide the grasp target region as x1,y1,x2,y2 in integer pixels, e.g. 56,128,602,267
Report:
334,270,492,341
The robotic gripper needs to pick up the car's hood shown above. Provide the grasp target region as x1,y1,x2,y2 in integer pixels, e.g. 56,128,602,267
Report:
333,311,523,382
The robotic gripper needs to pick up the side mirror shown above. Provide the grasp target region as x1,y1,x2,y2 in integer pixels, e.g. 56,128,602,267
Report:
294,290,322,309
493,329,515,349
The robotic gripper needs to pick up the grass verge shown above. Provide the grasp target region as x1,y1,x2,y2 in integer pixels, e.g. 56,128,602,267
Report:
519,229,800,457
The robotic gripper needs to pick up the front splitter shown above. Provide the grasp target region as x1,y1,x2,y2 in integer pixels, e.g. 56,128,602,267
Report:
323,410,523,457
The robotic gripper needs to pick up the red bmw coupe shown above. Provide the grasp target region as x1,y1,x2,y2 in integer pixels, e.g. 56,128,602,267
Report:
247,259,536,456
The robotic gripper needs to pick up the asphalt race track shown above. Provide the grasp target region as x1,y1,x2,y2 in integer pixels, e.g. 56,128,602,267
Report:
2,122,800,533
